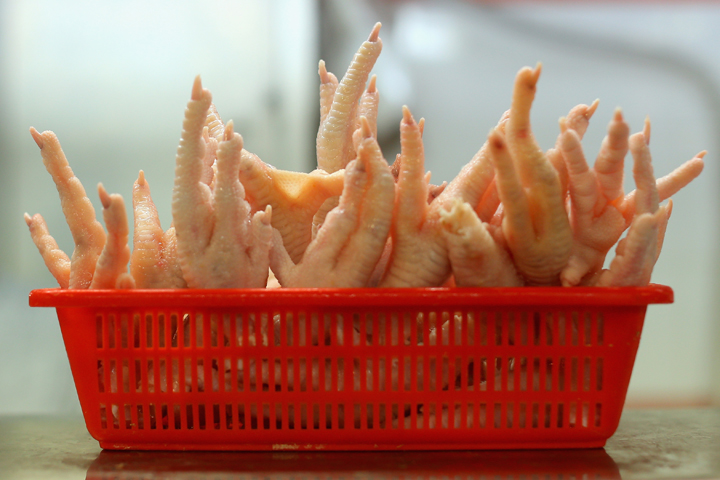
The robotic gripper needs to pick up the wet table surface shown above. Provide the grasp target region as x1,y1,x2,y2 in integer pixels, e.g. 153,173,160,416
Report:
1,408,718,480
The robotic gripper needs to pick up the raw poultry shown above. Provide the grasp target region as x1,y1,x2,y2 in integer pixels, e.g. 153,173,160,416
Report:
25,23,703,291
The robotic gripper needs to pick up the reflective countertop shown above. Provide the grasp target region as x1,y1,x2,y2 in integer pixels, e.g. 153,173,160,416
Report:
1,408,718,479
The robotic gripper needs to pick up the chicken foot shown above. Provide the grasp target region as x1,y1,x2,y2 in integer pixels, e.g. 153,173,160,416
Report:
378,107,453,287
316,23,383,174
559,113,705,286
25,128,106,288
236,150,345,264
271,118,394,287
439,198,523,287
590,121,673,286
172,76,273,288
313,24,383,237
491,65,573,286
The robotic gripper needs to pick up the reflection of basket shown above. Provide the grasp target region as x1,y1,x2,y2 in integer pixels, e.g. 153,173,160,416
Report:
86,449,621,479
30,285,672,451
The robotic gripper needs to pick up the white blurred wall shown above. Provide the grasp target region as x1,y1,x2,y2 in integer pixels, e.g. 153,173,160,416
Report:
0,0,718,413
0,0,319,413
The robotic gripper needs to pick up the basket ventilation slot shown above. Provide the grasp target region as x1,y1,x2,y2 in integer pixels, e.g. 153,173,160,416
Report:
92,308,609,433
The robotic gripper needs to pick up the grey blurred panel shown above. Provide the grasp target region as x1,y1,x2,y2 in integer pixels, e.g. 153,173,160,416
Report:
326,0,720,405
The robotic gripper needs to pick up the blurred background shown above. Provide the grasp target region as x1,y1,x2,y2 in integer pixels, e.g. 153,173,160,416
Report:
0,0,718,414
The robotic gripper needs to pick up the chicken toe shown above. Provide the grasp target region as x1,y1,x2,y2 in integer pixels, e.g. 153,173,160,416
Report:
131,171,186,288
24,213,71,288
90,184,134,289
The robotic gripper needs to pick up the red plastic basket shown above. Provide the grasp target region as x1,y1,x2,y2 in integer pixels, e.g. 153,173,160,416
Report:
29,285,672,451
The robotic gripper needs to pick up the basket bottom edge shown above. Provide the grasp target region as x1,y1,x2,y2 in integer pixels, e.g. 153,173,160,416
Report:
98,440,608,451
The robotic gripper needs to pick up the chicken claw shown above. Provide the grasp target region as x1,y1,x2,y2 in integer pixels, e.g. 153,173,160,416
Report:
24,213,71,288
202,99,345,264
446,101,597,228
558,109,629,286
593,125,672,286
545,99,600,197
90,184,134,289
271,117,394,287
379,106,451,288
131,171,187,288
440,199,522,287
316,23,382,174
379,107,508,288
172,76,273,288
492,65,572,285
313,24,383,237
560,114,705,286
27,128,106,288
236,151,345,264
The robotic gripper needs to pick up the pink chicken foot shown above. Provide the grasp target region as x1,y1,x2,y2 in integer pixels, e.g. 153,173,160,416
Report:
205,100,345,265
378,107,452,288
489,64,573,286
271,117,394,288
25,128,107,288
559,114,705,286
172,76,273,288
439,198,523,287
593,123,672,286
435,99,598,288
466,101,599,228
313,23,383,236
132,123,217,289
203,97,345,265
376,105,526,288
316,23,383,174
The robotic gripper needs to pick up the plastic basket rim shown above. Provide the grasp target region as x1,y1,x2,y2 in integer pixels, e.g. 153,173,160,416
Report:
29,284,673,308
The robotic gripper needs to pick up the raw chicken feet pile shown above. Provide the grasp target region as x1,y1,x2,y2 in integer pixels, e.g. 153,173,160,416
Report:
27,23,705,290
